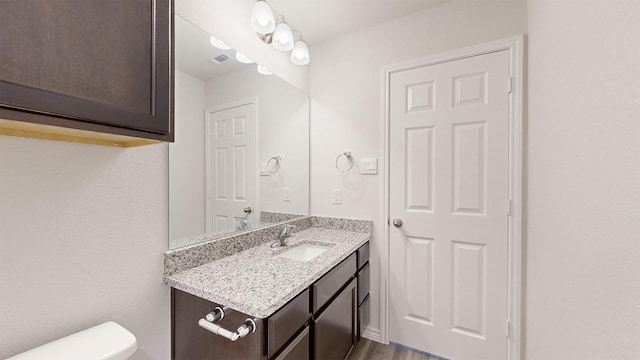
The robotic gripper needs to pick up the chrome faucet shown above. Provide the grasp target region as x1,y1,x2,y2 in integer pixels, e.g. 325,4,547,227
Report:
271,224,296,248
236,220,250,231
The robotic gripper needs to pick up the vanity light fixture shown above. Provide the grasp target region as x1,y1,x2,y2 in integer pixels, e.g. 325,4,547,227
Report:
235,51,254,64
251,1,310,65
257,64,272,75
272,18,294,51
209,35,231,50
291,32,309,65
251,0,276,34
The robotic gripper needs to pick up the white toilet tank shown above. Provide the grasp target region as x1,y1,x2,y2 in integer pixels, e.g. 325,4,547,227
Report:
8,321,137,360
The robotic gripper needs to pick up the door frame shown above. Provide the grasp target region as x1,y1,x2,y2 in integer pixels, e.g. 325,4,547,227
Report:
204,97,259,233
379,35,524,360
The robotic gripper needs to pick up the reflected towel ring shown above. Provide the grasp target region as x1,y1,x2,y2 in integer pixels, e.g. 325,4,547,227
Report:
267,156,281,173
335,152,353,172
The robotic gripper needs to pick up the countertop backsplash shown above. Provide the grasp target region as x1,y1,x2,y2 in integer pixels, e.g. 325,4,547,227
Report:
163,216,371,277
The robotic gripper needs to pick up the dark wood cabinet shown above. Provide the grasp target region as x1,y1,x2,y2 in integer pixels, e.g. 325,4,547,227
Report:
171,244,368,360
356,243,371,341
172,289,266,360
313,278,357,360
267,289,311,358
0,0,174,146
275,326,310,360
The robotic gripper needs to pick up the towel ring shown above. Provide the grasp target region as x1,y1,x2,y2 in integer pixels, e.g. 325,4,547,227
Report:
335,152,353,172
266,156,281,173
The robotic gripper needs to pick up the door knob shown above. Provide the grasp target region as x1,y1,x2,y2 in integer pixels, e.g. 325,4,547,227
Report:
244,207,253,214
392,218,403,227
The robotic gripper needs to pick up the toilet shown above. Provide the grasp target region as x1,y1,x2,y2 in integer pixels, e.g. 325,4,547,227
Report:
8,321,137,360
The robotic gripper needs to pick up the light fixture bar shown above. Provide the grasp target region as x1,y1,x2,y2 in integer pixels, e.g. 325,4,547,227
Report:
250,1,310,65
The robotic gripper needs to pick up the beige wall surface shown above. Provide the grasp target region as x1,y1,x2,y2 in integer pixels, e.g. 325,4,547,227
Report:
0,137,170,359
526,0,640,358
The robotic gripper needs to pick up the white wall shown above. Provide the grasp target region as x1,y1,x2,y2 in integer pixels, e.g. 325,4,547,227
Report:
0,137,170,359
206,67,310,217
175,0,309,92
170,71,206,240
309,0,527,339
525,0,640,359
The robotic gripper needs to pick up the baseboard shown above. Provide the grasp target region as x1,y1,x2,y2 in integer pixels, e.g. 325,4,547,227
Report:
362,326,382,343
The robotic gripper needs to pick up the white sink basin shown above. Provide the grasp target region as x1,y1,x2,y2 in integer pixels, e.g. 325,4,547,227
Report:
277,243,330,261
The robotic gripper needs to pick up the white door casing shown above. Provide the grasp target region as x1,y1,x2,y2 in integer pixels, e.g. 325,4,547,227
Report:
205,101,256,233
383,36,523,360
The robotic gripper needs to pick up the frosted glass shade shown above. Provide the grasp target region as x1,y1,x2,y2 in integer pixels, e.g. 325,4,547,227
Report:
235,51,254,64
251,1,275,34
272,22,294,51
291,40,310,65
257,64,272,75
209,35,230,50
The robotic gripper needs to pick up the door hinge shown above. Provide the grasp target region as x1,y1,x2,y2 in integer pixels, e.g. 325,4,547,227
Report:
506,320,511,338
507,199,512,216
507,76,513,94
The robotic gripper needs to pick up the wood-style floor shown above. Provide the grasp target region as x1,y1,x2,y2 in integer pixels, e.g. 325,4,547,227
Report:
347,339,447,360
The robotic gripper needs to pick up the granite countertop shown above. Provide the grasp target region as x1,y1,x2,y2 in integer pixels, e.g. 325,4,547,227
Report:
163,226,370,318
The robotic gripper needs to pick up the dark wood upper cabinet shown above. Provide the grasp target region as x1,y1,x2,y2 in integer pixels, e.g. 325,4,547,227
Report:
0,0,174,146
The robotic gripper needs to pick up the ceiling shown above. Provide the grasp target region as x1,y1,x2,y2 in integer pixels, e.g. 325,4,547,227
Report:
175,16,250,81
267,0,450,45
176,0,452,80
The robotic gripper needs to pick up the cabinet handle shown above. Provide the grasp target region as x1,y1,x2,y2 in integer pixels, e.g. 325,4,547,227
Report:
205,306,227,323
198,318,256,342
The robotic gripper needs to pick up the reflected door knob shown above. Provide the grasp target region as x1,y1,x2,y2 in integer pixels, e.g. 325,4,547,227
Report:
392,218,403,227
244,207,253,214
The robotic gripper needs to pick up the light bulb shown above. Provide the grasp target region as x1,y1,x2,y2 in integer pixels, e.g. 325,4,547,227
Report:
209,35,230,50
291,40,309,65
250,1,276,34
272,22,294,51
235,51,254,64
257,64,272,75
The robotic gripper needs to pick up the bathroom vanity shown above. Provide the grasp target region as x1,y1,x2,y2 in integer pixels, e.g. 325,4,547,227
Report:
164,217,371,360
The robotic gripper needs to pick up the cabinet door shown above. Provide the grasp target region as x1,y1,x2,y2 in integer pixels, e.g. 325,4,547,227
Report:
0,0,173,141
314,278,357,360
267,289,310,358
273,326,310,360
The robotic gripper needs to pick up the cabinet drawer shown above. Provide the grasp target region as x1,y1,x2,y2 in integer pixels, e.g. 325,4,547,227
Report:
273,326,309,360
358,294,371,341
267,288,310,358
357,243,370,270
312,253,356,313
357,262,370,306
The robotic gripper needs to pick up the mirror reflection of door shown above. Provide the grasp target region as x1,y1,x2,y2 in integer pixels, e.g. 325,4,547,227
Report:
169,15,310,249
205,101,255,234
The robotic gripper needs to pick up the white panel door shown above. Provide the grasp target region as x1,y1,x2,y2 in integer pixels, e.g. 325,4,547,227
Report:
206,103,255,233
389,50,510,360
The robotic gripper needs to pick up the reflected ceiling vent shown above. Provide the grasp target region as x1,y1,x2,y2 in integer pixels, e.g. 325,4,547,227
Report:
207,54,229,64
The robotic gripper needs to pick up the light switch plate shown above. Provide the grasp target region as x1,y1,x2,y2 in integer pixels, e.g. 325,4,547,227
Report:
360,157,378,175
284,187,291,202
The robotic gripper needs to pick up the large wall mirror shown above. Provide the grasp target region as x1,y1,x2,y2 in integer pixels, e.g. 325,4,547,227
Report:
169,15,310,249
